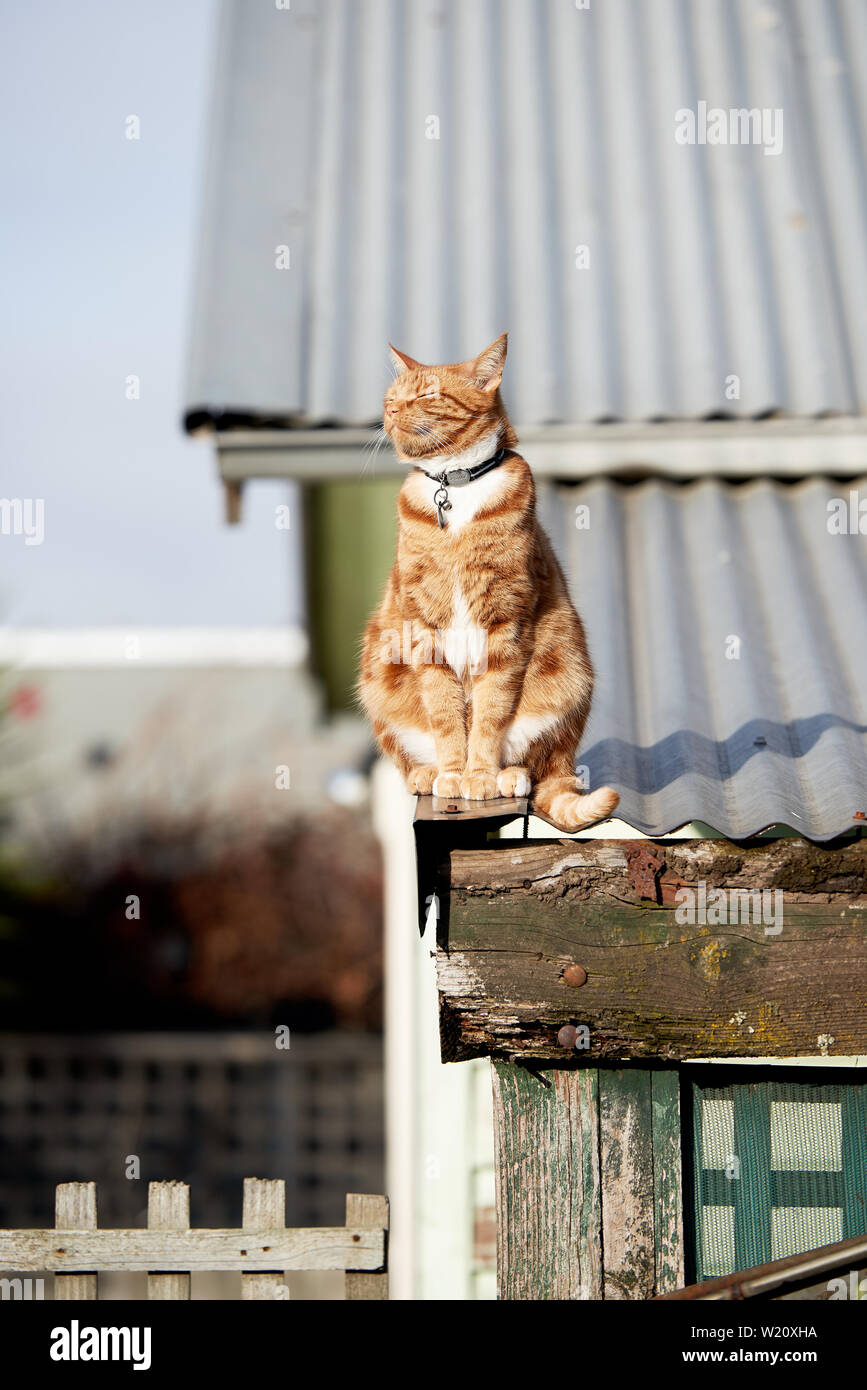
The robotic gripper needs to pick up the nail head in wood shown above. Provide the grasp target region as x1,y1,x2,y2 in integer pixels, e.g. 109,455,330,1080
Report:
562,964,587,988
345,1194,389,1300
241,1178,286,1301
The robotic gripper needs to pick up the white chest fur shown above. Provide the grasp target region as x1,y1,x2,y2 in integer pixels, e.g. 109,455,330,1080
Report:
443,582,487,679
411,430,506,533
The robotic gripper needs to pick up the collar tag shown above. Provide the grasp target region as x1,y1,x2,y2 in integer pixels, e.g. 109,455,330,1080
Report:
432,482,451,529
420,448,507,529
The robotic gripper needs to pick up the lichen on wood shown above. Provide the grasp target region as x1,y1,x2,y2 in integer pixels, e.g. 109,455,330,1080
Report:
434,838,867,1062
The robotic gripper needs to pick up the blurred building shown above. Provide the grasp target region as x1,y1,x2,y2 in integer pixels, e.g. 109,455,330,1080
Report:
0,625,371,848
183,0,867,1297
0,624,384,1290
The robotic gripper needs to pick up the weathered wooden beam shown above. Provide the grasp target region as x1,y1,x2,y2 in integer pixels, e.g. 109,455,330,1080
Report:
435,838,867,1062
492,1062,684,1299
0,1225,385,1273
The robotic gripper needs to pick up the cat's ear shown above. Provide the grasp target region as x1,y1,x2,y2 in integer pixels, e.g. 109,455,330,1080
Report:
471,333,508,392
389,344,422,376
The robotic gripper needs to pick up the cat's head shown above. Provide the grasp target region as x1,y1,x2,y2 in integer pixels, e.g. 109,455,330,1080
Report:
383,333,513,462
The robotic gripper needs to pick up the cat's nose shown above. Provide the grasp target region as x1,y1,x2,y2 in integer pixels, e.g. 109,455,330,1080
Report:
385,403,399,419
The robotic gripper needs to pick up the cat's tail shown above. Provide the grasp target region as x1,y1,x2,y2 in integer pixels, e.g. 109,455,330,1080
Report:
531,775,619,832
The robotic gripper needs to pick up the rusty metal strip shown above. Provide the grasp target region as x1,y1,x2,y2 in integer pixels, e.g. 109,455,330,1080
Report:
655,1231,867,1301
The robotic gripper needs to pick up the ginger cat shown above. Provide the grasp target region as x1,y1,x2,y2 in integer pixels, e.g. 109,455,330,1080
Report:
358,333,619,832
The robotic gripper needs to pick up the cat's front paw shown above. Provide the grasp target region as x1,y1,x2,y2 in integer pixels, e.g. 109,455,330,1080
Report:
460,769,500,800
497,766,532,797
407,765,438,795
432,771,463,798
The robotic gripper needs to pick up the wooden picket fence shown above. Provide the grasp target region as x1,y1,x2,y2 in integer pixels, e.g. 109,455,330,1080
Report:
0,1180,388,1300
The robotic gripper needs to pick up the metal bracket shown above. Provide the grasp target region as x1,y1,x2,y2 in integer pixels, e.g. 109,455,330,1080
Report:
413,795,529,824
624,843,666,901
412,796,529,937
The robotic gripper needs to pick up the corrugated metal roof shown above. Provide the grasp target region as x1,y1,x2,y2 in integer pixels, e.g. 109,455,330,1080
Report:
188,0,867,427
544,474,867,840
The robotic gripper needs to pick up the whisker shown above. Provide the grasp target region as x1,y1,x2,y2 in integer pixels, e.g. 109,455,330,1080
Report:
413,417,459,459
361,425,389,477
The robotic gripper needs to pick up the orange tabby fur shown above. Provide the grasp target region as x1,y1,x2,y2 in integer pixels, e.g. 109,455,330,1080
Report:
358,333,619,832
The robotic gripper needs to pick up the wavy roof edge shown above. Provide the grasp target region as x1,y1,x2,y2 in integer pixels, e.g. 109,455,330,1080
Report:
569,816,866,845
549,474,867,843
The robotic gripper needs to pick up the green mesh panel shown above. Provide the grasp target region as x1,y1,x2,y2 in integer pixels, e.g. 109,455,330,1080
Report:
691,1079,867,1281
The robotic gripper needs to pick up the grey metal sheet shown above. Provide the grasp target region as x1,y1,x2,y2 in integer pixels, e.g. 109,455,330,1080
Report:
186,0,320,419
188,0,867,426
546,475,867,840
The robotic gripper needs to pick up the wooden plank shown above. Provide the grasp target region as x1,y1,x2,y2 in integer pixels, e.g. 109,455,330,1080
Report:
147,1182,191,1301
435,838,867,1061
492,1062,601,1299
414,795,528,824
0,1226,385,1273
599,1071,655,1299
54,1183,97,1301
446,837,867,893
492,1063,684,1300
651,1072,685,1293
242,1178,286,1300
344,1194,389,1300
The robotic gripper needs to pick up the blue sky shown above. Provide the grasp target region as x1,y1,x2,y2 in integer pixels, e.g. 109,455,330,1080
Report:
0,0,299,627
